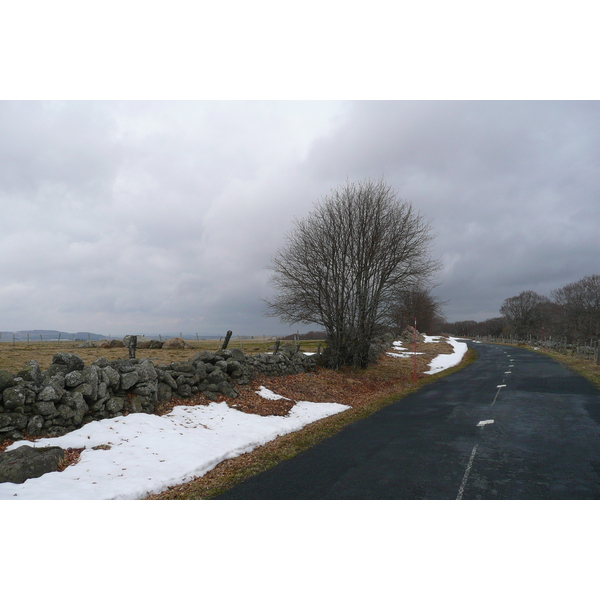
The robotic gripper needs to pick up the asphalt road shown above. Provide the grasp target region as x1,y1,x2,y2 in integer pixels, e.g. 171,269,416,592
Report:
215,342,600,499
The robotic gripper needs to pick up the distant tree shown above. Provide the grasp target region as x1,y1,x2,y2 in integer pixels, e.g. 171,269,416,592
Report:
389,286,446,335
264,178,440,369
500,290,548,337
552,274,600,341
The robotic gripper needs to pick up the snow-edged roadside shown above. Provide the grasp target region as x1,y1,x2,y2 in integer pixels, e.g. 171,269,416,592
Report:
423,337,468,374
0,394,349,500
386,336,468,375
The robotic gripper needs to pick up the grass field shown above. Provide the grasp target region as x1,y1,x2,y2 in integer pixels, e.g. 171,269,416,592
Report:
0,337,324,373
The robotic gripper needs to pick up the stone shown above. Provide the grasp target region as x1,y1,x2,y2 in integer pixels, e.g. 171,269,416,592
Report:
159,370,178,390
26,415,44,436
77,341,98,348
103,366,121,389
192,350,217,363
92,357,111,368
34,401,58,417
38,385,61,403
0,370,16,393
0,412,28,433
44,363,69,379
177,384,192,398
137,360,158,382
57,405,75,420
163,337,192,349
106,396,125,414
52,353,85,373
207,368,227,385
121,371,139,390
124,396,143,413
157,382,173,404
70,393,88,425
229,348,246,361
3,387,27,411
0,445,65,484
17,361,43,385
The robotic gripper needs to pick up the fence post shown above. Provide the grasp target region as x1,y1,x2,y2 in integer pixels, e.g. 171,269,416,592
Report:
129,335,137,359
221,330,233,350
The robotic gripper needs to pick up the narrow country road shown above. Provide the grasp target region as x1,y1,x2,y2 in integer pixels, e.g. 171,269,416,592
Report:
216,342,600,499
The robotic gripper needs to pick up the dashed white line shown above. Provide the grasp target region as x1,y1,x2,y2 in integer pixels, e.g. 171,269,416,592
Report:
457,444,479,500
477,420,495,427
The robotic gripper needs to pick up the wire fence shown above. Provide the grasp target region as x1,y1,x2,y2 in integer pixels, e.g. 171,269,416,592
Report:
473,334,600,364
0,331,321,354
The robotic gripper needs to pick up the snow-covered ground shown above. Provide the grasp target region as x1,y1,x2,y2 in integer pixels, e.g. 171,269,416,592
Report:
0,338,467,500
387,335,468,375
423,336,468,374
0,392,348,500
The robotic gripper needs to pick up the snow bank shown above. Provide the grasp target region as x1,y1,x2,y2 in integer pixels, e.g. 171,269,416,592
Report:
424,337,468,375
0,394,349,500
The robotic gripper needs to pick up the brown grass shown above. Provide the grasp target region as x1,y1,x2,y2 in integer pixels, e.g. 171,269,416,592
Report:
0,337,321,373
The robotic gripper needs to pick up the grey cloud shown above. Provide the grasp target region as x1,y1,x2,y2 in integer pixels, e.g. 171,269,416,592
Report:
1,100,599,335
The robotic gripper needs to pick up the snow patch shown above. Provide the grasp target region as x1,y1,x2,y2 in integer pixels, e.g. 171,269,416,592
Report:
424,337,469,375
0,391,349,500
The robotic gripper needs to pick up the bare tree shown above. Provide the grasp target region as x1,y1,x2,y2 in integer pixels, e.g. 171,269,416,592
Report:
389,286,446,335
552,274,600,341
500,290,549,337
264,178,440,368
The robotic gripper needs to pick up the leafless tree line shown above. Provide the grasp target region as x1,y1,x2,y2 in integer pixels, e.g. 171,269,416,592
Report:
444,274,600,345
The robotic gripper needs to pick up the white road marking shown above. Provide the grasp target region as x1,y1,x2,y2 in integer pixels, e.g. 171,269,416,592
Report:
477,420,495,427
491,383,506,407
457,444,479,500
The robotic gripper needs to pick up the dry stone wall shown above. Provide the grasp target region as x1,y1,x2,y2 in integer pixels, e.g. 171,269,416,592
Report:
0,347,316,442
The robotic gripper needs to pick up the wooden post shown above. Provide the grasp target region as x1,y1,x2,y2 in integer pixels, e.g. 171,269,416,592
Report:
221,330,233,350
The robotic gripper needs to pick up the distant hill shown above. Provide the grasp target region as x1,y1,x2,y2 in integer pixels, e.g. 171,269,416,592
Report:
0,330,107,341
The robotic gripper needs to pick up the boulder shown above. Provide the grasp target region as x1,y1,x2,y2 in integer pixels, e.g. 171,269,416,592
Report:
3,387,28,411
0,445,64,484
0,370,16,393
77,341,98,348
0,412,28,433
163,337,192,349
52,353,85,373
17,361,43,385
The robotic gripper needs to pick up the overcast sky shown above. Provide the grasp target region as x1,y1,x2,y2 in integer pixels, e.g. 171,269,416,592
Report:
1,100,599,336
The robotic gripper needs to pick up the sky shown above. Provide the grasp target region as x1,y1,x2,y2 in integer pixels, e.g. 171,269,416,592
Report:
1,2,598,339
2,100,599,336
